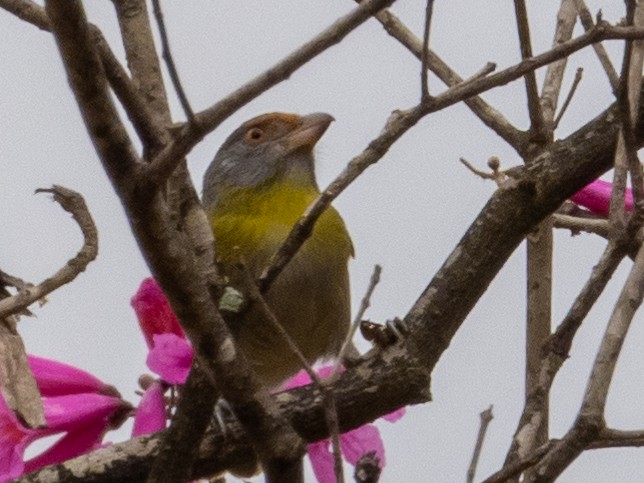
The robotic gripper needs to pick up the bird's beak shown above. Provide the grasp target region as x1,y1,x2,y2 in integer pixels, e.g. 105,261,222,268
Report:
281,112,334,153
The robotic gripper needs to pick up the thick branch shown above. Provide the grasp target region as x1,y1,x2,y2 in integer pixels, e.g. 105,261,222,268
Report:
44,1,305,478
20,354,430,482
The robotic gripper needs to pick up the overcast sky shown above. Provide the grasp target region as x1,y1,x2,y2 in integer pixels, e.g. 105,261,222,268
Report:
2,1,643,481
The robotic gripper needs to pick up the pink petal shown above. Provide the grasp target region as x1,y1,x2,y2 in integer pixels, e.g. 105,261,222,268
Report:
571,179,634,216
307,440,335,483
0,394,36,482
281,370,313,391
146,333,193,384
42,393,125,432
132,278,185,348
27,355,115,397
382,407,405,423
340,424,385,468
23,422,105,474
281,365,343,392
132,381,167,436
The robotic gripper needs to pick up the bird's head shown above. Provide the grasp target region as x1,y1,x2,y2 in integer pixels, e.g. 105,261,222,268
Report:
203,112,334,207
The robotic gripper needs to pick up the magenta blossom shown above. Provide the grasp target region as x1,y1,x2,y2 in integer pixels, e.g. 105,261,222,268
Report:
282,367,405,483
0,389,128,482
28,355,118,397
571,179,634,216
132,380,167,437
146,333,193,385
0,355,129,482
131,277,185,348
131,278,193,384
131,278,193,436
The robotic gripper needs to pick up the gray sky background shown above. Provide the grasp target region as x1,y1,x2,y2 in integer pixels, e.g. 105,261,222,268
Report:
2,1,643,481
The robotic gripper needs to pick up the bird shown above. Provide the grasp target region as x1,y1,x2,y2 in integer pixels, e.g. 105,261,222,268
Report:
202,112,353,387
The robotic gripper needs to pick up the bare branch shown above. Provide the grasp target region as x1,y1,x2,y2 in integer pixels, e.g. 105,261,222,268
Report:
334,264,382,372
112,0,171,128
540,0,577,130
19,359,430,482
552,212,609,237
420,0,434,100
0,186,98,318
369,6,527,151
592,428,644,448
553,67,583,129
466,405,494,483
581,239,644,418
44,2,305,479
574,0,620,91
514,0,546,143
522,5,577,474
151,0,194,122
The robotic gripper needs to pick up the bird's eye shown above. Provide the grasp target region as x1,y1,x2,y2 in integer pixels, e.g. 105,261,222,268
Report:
245,127,264,143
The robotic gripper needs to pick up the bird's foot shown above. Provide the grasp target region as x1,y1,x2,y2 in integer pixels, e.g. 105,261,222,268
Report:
360,317,409,349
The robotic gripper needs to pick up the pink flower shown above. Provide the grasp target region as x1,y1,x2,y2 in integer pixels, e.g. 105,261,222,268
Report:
0,390,128,482
131,278,193,437
28,355,118,397
131,278,185,348
132,278,193,384
132,380,167,437
146,333,193,385
571,179,634,216
282,367,405,483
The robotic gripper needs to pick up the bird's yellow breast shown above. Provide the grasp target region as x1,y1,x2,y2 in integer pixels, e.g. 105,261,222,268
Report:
209,180,353,272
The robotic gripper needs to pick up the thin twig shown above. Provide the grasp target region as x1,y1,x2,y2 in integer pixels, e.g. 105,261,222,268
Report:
334,264,382,374
236,258,344,483
552,213,610,238
591,428,644,448
539,0,577,131
574,0,620,92
621,2,644,212
466,405,494,483
553,67,583,129
609,2,640,235
366,4,526,151
0,186,98,318
459,157,497,180
514,0,546,143
463,62,496,82
420,0,434,100
150,0,194,122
